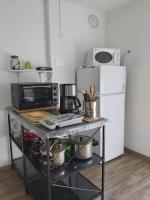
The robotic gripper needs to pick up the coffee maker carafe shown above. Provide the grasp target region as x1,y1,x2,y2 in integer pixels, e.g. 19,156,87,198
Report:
60,84,81,114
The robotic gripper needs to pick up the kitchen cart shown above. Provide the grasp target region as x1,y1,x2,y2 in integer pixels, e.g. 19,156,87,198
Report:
8,108,106,200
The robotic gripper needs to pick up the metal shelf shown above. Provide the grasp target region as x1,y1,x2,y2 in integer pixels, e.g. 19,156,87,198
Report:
8,109,107,142
28,173,101,200
13,157,40,180
13,157,102,199
10,135,22,151
8,109,105,200
13,157,24,178
10,134,103,180
50,154,103,183
10,69,52,83
10,136,43,174
12,153,103,183
10,69,52,73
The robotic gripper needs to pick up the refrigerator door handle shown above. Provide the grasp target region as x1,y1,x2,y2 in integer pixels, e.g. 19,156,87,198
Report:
122,85,126,92
100,92,125,97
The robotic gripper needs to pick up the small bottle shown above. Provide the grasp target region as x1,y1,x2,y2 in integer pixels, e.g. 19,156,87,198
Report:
10,55,20,70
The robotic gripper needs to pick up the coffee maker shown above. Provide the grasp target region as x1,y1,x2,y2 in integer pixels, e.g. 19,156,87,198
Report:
60,84,81,114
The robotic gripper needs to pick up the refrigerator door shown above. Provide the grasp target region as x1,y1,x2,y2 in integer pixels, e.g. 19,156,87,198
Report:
77,67,100,113
77,66,126,161
100,65,126,95
99,93,125,161
77,67,100,92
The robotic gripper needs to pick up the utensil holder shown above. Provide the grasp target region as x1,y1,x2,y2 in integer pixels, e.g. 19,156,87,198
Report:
85,101,97,118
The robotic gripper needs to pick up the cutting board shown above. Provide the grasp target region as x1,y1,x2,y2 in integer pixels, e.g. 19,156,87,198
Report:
9,105,58,114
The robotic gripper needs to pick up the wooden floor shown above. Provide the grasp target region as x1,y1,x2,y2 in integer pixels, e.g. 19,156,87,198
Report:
0,151,150,200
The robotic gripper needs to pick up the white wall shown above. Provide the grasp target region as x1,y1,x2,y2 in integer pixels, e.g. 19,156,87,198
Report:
0,0,46,167
49,0,106,83
106,0,150,157
0,0,106,167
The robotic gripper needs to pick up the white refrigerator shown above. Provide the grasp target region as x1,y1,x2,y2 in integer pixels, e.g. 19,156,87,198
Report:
77,65,126,161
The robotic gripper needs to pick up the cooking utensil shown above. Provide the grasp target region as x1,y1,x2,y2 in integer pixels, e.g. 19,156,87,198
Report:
88,86,92,101
93,85,96,101
51,144,66,166
82,85,97,102
90,85,96,101
40,141,56,157
72,136,93,160
39,142,66,166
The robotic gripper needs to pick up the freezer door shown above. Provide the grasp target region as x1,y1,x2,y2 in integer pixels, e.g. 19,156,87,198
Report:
77,67,100,92
100,93,125,161
100,65,126,94
77,67,100,113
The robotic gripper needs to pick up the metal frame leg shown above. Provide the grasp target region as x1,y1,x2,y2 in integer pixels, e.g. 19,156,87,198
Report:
101,125,105,200
21,125,29,194
8,113,14,169
46,139,51,200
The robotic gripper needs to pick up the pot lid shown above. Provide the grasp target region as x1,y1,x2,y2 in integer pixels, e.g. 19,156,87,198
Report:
72,136,92,145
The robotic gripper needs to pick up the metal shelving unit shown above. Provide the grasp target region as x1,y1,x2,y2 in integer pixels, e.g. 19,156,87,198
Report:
8,108,106,200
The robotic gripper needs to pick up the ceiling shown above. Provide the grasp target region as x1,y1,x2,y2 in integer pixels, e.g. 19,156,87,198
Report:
64,0,136,12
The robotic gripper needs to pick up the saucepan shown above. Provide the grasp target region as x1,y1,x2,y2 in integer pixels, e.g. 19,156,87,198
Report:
72,136,93,160
39,142,66,167
72,135,99,160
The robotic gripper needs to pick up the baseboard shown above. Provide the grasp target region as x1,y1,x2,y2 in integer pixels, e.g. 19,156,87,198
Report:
125,147,150,160
0,164,11,172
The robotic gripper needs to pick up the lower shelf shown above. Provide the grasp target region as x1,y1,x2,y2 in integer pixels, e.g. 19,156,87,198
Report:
13,156,102,199
13,153,103,183
13,157,40,179
28,173,101,200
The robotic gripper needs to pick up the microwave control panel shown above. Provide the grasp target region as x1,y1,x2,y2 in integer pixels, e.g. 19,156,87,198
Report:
52,83,58,105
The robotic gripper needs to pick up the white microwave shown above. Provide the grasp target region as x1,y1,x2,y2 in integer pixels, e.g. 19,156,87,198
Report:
86,48,120,66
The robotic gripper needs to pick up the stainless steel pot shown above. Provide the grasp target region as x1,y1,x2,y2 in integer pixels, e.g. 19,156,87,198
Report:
72,136,93,160
39,143,65,166
51,144,65,166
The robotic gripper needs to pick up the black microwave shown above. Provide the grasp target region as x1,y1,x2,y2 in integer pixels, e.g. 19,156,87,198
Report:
11,82,58,109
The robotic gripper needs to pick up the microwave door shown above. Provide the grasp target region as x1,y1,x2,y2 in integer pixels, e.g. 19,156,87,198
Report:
23,88,34,102
22,86,52,104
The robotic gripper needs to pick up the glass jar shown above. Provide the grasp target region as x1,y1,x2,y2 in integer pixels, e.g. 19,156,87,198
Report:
10,55,20,70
